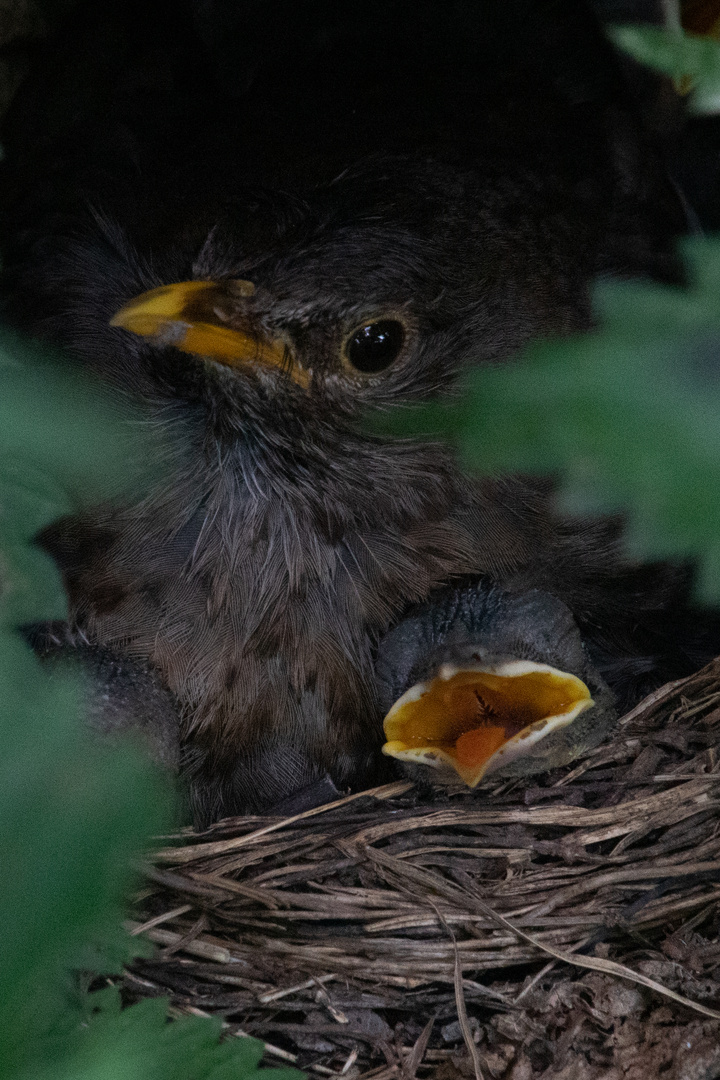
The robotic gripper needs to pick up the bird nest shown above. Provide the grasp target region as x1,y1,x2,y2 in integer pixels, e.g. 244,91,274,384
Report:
124,660,720,1080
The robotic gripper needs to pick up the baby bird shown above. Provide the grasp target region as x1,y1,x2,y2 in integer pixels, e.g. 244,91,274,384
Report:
1,0,713,823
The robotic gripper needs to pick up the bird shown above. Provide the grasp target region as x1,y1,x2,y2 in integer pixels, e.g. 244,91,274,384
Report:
1,0,716,824
375,580,618,792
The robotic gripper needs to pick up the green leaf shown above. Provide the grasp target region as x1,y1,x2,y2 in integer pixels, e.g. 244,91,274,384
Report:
0,331,169,511
25,989,302,1080
608,25,720,113
0,331,299,1080
384,236,720,603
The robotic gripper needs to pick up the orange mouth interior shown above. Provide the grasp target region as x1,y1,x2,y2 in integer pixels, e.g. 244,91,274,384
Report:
382,662,592,787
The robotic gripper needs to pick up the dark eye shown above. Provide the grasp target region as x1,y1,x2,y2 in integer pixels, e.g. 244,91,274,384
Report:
345,320,405,373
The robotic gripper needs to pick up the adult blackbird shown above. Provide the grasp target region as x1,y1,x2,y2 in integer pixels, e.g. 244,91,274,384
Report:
1,0,715,822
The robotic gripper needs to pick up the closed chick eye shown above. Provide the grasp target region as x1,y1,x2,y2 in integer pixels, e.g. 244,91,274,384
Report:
343,318,406,374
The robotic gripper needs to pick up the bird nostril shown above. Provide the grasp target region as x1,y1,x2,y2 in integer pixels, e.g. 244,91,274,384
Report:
210,280,257,324
226,279,256,298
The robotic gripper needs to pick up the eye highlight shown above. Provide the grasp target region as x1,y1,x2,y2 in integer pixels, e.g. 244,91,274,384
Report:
344,319,405,373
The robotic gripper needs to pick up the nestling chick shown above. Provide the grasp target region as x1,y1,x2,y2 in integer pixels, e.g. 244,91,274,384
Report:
1,0,715,823
376,582,616,790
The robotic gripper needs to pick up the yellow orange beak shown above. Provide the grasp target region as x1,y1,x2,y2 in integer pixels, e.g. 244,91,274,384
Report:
382,660,593,787
110,280,308,386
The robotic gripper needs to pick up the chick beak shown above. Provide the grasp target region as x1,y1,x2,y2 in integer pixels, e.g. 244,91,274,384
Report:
110,280,308,386
382,660,593,787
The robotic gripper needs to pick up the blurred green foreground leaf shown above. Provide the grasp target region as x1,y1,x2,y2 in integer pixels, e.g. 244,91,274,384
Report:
609,22,720,113
388,237,720,603
0,336,301,1080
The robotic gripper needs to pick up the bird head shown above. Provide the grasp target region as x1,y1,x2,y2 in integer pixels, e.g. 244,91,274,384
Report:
375,583,617,790
109,269,418,403
381,657,595,787
105,159,595,428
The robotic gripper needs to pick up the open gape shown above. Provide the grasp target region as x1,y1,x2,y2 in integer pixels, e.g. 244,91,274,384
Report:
383,660,594,786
